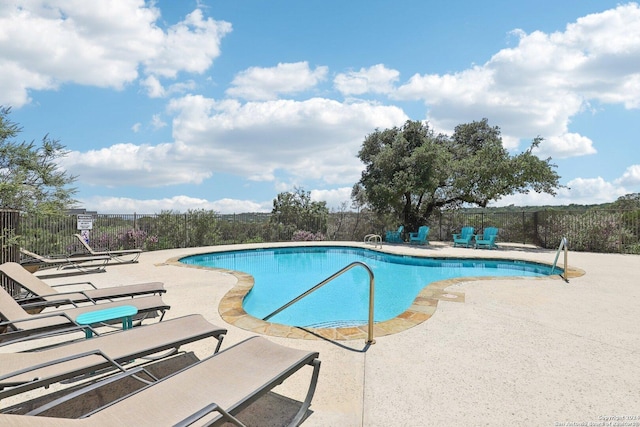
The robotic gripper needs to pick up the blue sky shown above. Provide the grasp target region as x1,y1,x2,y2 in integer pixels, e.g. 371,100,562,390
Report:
1,0,639,213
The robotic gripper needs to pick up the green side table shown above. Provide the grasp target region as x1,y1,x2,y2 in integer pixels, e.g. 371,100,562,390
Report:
76,305,138,338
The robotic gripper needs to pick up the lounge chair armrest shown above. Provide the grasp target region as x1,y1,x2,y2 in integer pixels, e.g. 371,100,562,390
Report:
0,310,73,326
50,281,99,290
14,294,49,304
109,248,142,254
16,296,81,310
0,323,96,349
26,366,158,417
47,253,73,260
0,349,128,401
0,311,92,334
18,288,97,304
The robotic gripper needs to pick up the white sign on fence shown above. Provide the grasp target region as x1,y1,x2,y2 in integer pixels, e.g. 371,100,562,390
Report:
77,214,93,230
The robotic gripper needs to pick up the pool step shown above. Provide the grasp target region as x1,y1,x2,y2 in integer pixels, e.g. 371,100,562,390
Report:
302,320,368,329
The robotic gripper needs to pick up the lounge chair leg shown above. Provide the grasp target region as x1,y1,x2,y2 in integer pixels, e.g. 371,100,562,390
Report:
288,358,321,427
214,333,225,354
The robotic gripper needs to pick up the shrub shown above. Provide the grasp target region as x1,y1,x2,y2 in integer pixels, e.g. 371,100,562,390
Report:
291,230,325,241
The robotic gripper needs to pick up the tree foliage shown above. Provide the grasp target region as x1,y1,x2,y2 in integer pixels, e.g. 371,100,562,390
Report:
270,187,328,237
0,106,77,213
353,119,561,230
611,193,640,210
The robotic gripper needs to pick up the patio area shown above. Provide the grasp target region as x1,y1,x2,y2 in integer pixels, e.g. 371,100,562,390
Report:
4,241,639,426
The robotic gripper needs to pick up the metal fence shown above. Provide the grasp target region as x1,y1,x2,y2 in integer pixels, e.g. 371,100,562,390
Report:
1,209,21,295
7,208,640,257
425,209,640,253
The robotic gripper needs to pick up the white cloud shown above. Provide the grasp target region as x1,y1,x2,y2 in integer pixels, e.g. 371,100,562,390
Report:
140,76,197,98
334,64,400,96
141,75,165,98
0,2,230,107
393,3,640,159
60,143,213,187
143,9,231,78
310,187,354,210
10,2,639,213
563,177,627,201
210,198,271,213
616,164,640,186
0,61,55,107
79,187,352,214
226,62,328,100
59,95,408,189
536,133,597,159
151,114,167,130
79,195,271,214
167,94,408,184
167,80,197,95
492,176,629,207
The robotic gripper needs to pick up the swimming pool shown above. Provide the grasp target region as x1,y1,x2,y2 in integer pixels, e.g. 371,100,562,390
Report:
180,246,559,328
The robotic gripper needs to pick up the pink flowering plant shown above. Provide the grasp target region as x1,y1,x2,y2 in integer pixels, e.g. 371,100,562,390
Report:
291,230,325,241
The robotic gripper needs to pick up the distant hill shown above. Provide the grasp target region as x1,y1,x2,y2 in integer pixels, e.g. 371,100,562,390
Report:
464,193,640,212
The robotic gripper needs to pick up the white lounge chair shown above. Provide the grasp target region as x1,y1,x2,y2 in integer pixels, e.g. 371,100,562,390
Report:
1,262,165,311
73,234,142,264
20,249,109,274
0,314,226,401
0,336,321,427
0,287,169,345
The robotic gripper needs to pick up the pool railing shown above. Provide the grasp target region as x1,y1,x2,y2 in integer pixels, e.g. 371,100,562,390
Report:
262,261,377,345
551,237,569,282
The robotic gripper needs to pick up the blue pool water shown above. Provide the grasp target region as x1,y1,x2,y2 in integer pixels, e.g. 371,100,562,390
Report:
181,246,558,327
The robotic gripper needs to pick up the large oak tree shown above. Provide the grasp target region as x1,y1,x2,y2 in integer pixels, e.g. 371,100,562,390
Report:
353,119,561,230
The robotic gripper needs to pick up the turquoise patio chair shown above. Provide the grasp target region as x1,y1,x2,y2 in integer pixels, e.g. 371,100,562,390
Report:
452,226,475,248
409,226,430,245
385,226,404,243
474,227,499,249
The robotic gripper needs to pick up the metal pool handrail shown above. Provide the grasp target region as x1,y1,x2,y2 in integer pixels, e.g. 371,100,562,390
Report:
364,233,382,248
551,237,569,282
262,261,376,345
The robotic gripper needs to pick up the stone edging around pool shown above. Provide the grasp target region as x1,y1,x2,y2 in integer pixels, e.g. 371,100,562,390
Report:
164,244,585,341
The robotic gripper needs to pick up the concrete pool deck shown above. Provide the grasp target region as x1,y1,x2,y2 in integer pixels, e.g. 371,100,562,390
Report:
16,242,640,425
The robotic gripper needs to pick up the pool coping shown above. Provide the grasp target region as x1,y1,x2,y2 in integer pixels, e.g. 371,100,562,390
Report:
165,242,585,341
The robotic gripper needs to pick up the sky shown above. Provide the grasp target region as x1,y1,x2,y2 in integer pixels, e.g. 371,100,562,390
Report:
1,0,639,214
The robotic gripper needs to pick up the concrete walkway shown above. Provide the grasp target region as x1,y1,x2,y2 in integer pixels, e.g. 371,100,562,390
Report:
24,242,640,425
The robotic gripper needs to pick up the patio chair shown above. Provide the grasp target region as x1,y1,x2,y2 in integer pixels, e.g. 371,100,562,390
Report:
8,336,320,427
474,227,499,249
385,225,404,243
73,234,142,264
0,288,169,345
409,226,430,245
0,262,165,312
452,226,475,248
19,249,110,274
0,314,226,401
